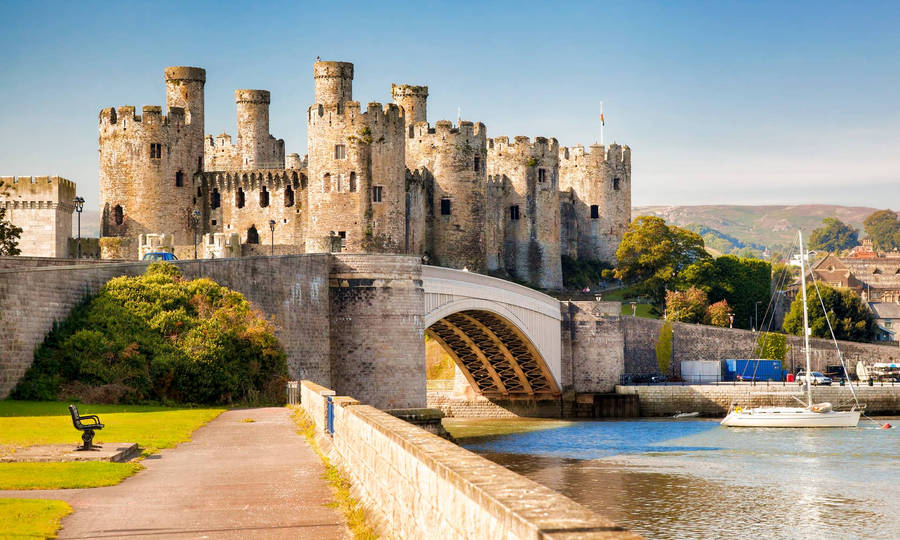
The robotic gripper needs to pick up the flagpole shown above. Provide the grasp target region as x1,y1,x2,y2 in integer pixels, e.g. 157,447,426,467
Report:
600,101,604,145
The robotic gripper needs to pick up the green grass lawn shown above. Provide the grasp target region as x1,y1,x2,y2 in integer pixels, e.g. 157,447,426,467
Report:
0,498,72,538
0,400,224,490
620,302,659,319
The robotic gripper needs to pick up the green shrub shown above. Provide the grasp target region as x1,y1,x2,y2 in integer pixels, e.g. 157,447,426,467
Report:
13,263,287,405
561,255,613,290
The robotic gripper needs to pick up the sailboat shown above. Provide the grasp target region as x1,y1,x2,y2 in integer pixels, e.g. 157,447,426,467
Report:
721,232,861,428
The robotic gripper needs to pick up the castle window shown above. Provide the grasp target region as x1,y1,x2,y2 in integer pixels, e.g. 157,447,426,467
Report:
335,145,346,160
323,173,331,193
284,185,294,207
408,125,415,139
372,186,383,203
114,204,124,225
260,186,269,207
613,178,620,190
211,219,217,226
211,189,220,209
538,168,547,183
150,143,162,159
236,188,245,209
349,172,357,193
441,198,452,216
176,171,184,187
338,231,347,249
474,156,480,172
590,205,599,219
247,225,259,244
510,205,520,221
337,174,344,192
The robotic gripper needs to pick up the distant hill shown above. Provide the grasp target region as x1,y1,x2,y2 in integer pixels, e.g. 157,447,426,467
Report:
72,210,101,238
633,205,885,257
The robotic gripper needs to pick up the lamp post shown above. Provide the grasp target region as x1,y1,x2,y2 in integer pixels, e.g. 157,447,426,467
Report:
73,197,85,258
191,209,201,259
269,220,276,256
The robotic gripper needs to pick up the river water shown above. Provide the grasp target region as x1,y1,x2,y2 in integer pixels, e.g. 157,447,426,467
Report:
448,418,900,540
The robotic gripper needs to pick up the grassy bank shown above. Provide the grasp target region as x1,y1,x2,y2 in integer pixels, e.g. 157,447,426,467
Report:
0,498,72,538
442,417,572,440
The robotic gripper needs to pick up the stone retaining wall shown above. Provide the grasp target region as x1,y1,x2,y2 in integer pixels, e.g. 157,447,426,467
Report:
301,381,639,539
616,384,900,416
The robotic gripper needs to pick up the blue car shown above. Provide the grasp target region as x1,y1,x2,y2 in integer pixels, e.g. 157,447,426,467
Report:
142,252,177,261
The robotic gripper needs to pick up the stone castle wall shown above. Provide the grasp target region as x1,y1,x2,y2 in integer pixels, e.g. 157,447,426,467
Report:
0,176,75,258
204,90,285,171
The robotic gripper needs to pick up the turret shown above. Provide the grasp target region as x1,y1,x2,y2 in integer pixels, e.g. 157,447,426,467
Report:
391,84,428,129
164,66,205,141
313,61,354,107
234,89,283,169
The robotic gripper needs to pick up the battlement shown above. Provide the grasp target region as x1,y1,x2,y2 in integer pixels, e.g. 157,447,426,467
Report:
487,135,559,156
98,105,186,130
164,66,206,82
410,119,487,141
235,89,270,104
313,61,354,80
205,132,235,148
559,143,631,167
0,175,77,204
308,100,404,134
391,84,428,98
199,169,303,192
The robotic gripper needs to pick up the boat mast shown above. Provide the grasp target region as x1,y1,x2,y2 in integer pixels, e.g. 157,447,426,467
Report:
798,231,813,407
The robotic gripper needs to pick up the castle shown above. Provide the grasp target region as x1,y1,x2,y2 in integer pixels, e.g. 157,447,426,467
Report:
98,61,631,288
0,175,76,258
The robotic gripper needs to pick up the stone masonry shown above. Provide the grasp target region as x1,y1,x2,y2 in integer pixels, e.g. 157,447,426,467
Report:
0,176,76,257
98,61,631,290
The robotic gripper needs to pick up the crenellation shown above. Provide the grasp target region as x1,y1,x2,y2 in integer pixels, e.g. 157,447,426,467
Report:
0,175,76,257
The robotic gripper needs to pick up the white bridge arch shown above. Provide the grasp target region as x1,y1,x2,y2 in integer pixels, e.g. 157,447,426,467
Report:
422,266,562,398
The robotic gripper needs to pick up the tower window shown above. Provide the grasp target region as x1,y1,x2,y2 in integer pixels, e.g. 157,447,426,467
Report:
538,168,547,183
338,231,346,249
510,205,520,220
284,185,294,207
590,205,599,219
323,173,331,193
197,186,202,198
211,188,221,209
176,170,184,187
337,174,344,192
236,188,245,208
150,143,162,159
440,198,451,216
247,225,259,244
335,144,346,159
260,186,269,207
613,178,620,190
349,172,357,193
372,186,383,203
474,156,480,172
114,204,124,225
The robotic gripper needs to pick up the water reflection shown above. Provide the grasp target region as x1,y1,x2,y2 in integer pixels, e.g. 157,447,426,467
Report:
457,419,899,540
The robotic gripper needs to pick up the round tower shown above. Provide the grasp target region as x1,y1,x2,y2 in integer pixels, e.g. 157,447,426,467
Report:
164,66,205,161
313,61,354,107
391,84,428,128
286,153,302,169
235,89,271,169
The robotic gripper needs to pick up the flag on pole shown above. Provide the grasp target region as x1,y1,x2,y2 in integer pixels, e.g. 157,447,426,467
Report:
600,113,605,126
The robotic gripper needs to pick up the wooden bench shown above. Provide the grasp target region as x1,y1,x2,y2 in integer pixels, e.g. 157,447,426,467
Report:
69,404,104,451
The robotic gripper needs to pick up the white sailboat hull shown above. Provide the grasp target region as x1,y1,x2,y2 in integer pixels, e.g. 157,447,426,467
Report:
721,407,860,428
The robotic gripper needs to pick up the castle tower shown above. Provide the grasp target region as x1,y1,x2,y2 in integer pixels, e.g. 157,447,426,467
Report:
558,143,631,263
487,136,562,289
306,61,407,253
99,67,205,255
406,120,487,270
391,84,428,129
235,90,284,169
313,61,354,107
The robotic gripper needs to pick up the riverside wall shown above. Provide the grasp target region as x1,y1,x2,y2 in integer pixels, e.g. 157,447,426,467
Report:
616,384,900,416
300,380,639,539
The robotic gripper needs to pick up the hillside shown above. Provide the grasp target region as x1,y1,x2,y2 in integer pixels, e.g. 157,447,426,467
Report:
71,210,101,238
634,204,885,257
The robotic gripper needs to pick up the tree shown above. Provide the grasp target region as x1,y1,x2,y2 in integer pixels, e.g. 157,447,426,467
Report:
754,332,788,366
665,287,709,323
808,218,858,253
655,321,673,375
707,299,731,327
0,180,23,255
863,210,900,252
782,283,876,343
615,216,709,306
678,255,771,330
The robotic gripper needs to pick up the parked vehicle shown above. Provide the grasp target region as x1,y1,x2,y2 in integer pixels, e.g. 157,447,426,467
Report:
142,252,177,261
796,370,832,386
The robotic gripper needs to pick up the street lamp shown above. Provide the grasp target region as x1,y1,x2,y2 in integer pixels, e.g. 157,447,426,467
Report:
73,197,85,258
729,312,734,329
269,220,276,256
191,209,201,259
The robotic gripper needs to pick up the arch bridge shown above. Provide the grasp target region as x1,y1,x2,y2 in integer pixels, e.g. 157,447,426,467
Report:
422,266,562,399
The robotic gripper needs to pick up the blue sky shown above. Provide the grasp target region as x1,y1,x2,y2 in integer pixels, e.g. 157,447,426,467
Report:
2,0,898,210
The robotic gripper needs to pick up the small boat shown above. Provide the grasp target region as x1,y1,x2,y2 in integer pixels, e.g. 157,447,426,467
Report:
673,411,700,419
721,232,862,428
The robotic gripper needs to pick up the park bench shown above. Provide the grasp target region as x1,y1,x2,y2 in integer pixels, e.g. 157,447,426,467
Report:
69,404,104,451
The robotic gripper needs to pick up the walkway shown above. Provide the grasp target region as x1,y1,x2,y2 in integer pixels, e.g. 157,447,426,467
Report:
1,408,349,539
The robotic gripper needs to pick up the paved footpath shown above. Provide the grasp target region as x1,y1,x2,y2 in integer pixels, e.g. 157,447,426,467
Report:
1,408,349,539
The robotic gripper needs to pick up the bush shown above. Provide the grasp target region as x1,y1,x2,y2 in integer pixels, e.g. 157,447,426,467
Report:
13,263,287,405
561,255,613,290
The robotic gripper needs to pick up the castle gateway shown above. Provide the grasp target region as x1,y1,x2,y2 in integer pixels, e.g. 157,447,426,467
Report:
98,61,631,289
